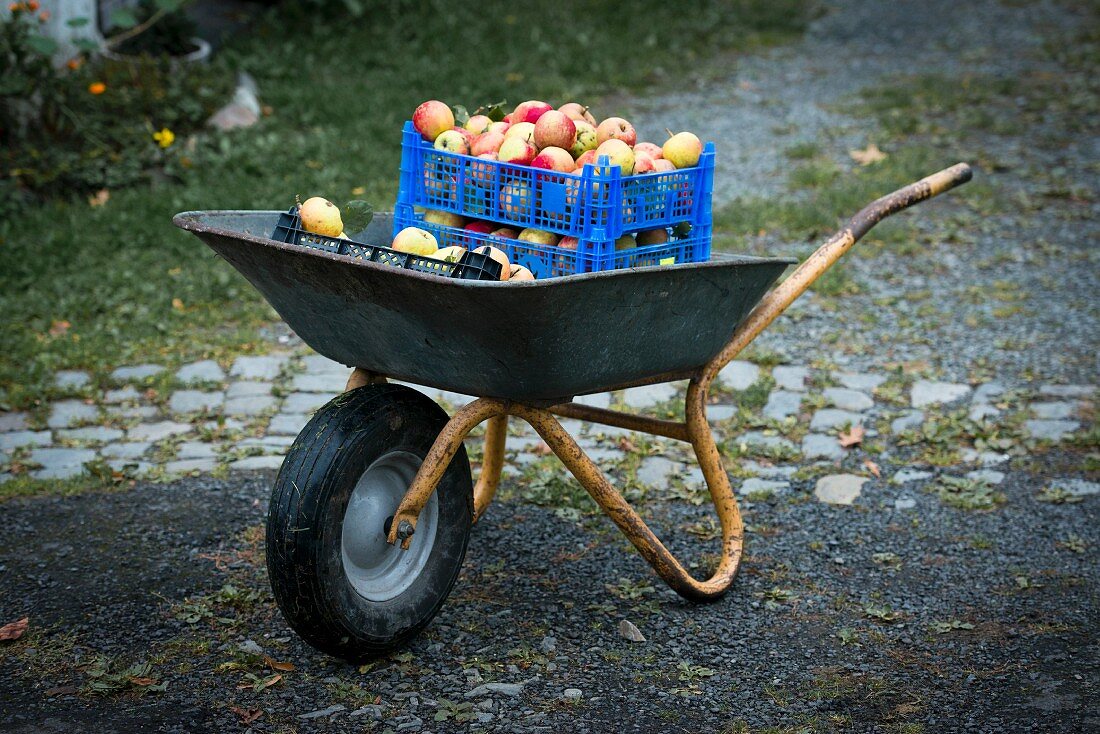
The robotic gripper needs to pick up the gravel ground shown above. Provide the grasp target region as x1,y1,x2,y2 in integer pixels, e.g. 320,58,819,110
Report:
2,1,1098,732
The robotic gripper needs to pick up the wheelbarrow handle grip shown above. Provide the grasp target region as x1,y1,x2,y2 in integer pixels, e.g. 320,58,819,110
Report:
703,162,972,382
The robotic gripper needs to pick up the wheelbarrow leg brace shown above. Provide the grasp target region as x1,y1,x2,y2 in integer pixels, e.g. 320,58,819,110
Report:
473,415,508,522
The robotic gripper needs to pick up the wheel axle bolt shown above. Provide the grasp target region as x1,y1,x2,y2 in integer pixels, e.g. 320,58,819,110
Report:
396,520,415,540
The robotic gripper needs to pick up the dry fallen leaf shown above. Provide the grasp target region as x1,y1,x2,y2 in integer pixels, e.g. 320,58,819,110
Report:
128,676,157,686
0,617,29,641
849,143,887,166
533,441,552,456
264,655,295,672
171,298,184,311
88,189,110,207
617,437,637,453
863,459,882,478
839,425,865,448
48,320,71,337
229,706,262,725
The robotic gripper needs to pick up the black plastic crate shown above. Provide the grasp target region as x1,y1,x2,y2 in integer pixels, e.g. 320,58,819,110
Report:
271,208,502,281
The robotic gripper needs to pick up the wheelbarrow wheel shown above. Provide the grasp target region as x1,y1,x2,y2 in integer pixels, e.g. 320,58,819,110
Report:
266,383,472,661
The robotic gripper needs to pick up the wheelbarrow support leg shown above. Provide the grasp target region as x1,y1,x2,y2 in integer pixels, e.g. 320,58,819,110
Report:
387,398,506,548
510,403,741,601
473,415,508,522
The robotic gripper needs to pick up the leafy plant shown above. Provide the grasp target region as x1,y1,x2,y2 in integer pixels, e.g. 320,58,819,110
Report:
930,619,974,634
932,476,1005,511
83,656,167,695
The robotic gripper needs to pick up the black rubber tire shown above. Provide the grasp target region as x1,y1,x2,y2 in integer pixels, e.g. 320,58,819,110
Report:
266,383,472,661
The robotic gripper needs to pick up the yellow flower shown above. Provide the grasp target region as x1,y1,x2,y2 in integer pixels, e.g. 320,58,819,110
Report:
153,127,175,149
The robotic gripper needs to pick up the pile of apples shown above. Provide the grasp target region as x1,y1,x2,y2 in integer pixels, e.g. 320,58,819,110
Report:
295,196,533,281
413,99,703,177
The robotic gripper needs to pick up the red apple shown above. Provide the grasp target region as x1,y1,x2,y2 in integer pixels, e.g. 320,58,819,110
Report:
632,152,656,175
512,100,553,125
451,126,475,144
465,221,494,234
465,114,492,134
469,152,498,187
498,136,537,165
491,227,519,239
503,121,536,145
499,181,530,216
413,100,454,142
531,146,575,173
474,245,511,281
573,149,598,170
533,110,577,151
471,131,505,156
558,236,580,250
508,265,535,282
488,121,511,135
434,129,470,155
558,102,597,126
634,142,663,159
652,158,676,173
596,117,637,146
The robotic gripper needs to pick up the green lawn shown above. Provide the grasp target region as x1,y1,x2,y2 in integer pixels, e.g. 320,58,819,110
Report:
0,0,809,410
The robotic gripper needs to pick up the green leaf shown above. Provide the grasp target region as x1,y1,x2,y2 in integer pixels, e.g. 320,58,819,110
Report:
451,104,470,127
66,17,91,28
109,9,139,29
342,200,374,234
74,38,100,52
26,35,60,56
153,0,185,10
474,101,508,122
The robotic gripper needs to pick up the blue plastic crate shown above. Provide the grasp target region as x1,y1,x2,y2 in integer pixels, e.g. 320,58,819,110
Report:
394,210,711,280
395,121,715,242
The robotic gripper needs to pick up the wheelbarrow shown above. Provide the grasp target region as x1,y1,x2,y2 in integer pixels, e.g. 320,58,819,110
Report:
173,163,971,661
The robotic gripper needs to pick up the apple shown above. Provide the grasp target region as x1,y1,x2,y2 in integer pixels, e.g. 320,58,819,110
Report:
570,121,598,158
473,245,511,280
596,117,637,146
663,131,702,169
635,228,669,246
533,110,577,150
423,209,465,228
573,149,598,170
614,234,636,250
594,139,635,175
488,121,511,135
632,152,656,175
413,100,454,142
299,196,343,237
512,99,554,124
451,126,475,144
531,146,575,173
465,114,492,134
499,180,530,216
469,153,498,187
491,226,519,239
498,136,538,165
508,265,535,281
392,226,438,255
558,236,580,250
503,121,536,145
471,131,505,156
434,129,470,155
432,245,467,262
518,228,559,246
652,158,676,172
633,142,663,159
464,221,494,234
558,102,597,126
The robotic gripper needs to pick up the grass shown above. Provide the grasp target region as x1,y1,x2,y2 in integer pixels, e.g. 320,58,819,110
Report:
0,0,810,410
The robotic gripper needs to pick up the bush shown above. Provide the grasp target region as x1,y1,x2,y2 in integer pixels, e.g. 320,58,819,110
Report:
0,2,232,210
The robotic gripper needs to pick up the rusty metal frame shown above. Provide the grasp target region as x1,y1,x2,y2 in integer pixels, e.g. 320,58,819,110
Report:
374,164,971,599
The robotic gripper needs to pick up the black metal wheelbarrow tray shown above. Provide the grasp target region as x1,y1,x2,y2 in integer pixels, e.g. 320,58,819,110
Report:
174,163,971,661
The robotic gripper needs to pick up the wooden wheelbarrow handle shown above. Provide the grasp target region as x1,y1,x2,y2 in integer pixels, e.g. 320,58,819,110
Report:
702,162,972,383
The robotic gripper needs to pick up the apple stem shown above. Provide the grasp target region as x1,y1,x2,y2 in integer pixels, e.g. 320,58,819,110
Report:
665,128,675,139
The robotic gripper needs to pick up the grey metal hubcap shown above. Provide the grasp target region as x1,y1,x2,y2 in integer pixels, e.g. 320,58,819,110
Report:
341,451,438,602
